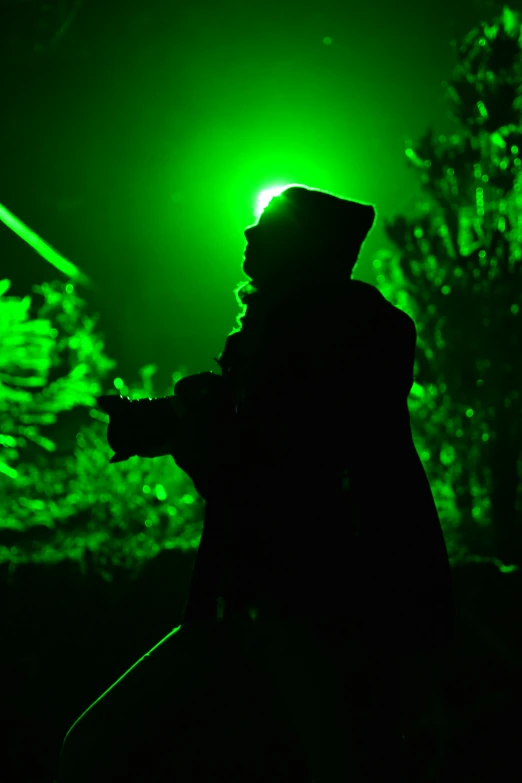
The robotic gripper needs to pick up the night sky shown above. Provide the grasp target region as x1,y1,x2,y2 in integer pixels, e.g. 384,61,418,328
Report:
0,0,511,394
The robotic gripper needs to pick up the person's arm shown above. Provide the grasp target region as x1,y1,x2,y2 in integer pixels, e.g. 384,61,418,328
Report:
168,372,241,499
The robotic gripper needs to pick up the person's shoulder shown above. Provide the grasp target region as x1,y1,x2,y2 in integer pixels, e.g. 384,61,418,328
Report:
344,279,415,333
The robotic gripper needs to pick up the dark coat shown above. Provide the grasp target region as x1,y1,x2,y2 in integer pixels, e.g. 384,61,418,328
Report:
182,278,454,655
56,277,454,783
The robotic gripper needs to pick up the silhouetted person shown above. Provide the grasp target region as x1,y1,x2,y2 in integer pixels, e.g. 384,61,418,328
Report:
57,185,454,782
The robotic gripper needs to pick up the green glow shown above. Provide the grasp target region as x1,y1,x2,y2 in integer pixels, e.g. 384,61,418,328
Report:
3,2,522,586
155,484,168,501
0,462,18,479
255,186,290,219
0,202,91,287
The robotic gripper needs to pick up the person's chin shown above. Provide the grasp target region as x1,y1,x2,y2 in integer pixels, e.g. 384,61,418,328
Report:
242,256,257,278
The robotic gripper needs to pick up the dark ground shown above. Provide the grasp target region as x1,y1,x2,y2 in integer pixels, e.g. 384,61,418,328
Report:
1,552,520,782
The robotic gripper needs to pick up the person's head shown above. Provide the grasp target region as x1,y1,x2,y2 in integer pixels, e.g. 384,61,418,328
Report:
242,185,376,291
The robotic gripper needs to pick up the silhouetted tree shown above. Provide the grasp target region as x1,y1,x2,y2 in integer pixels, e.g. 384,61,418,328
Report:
375,5,522,571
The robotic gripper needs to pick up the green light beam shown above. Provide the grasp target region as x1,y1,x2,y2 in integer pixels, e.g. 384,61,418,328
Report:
0,202,91,287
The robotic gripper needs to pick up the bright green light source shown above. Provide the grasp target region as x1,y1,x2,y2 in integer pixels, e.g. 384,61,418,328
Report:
155,484,168,502
0,462,18,479
0,202,91,286
255,186,290,220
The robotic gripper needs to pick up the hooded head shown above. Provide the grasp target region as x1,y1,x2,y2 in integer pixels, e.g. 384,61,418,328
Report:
242,185,376,291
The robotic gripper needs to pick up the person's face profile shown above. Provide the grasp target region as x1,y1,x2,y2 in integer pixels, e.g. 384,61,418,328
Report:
242,201,302,284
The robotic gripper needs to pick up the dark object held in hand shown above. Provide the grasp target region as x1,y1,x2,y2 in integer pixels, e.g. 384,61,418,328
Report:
96,371,234,469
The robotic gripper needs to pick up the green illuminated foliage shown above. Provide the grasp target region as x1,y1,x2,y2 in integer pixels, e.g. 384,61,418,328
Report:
374,5,522,571
0,278,203,583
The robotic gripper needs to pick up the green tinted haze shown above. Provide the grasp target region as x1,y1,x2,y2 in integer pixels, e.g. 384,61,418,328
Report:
1,0,498,390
